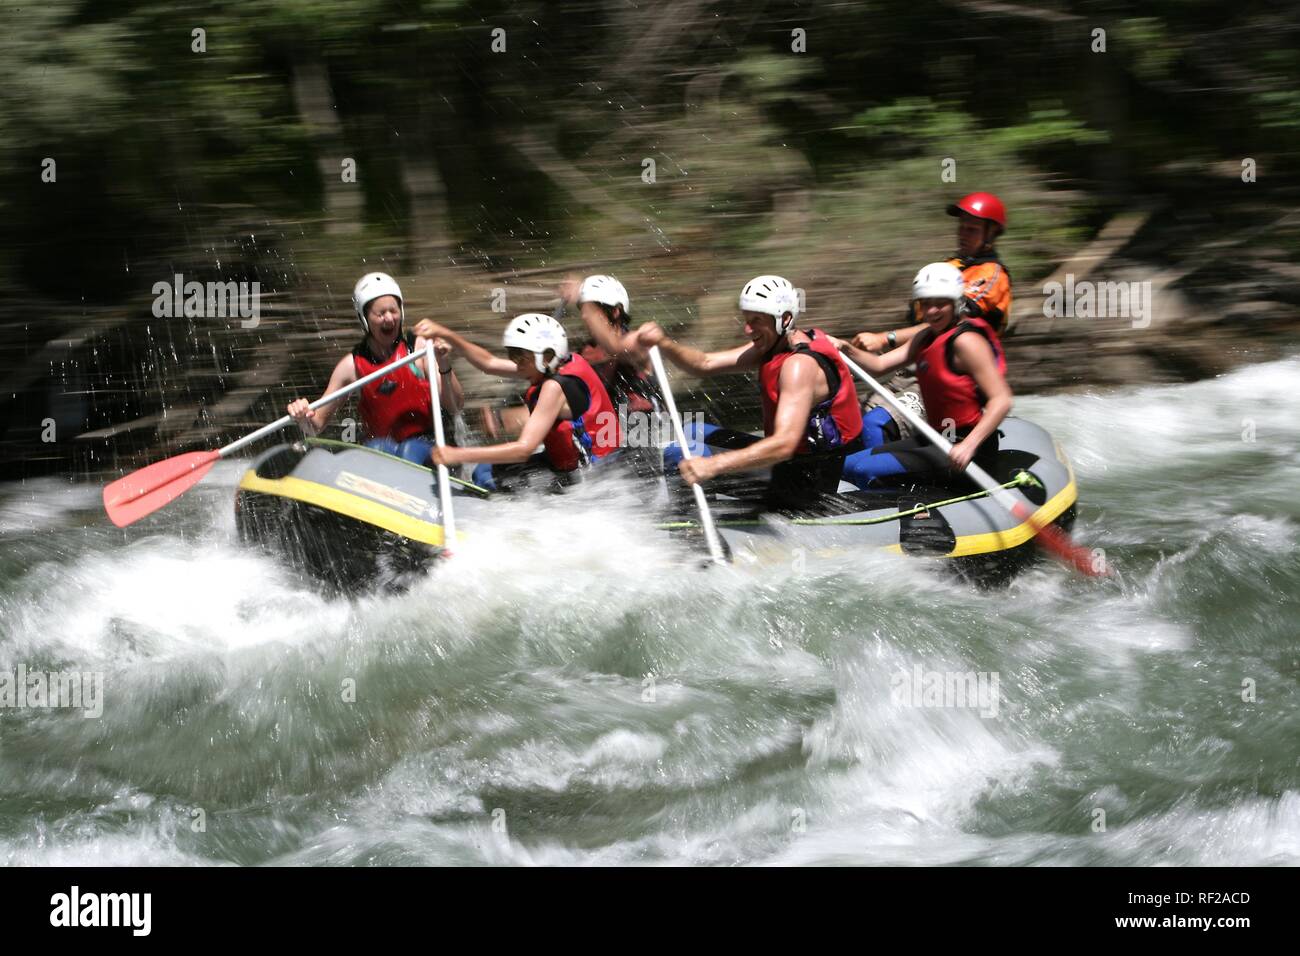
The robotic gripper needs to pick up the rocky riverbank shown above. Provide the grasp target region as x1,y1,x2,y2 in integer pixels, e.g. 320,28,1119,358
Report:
2,196,1298,483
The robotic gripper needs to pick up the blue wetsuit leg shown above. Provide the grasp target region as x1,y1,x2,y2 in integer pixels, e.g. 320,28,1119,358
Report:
472,462,497,491
662,421,720,472
397,437,433,465
366,436,433,466
841,445,908,489
841,407,908,489
861,405,895,451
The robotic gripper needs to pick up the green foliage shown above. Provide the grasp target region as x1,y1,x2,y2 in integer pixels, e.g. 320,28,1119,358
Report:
729,52,819,105
849,99,1106,158
1117,18,1181,83
1,0,1296,305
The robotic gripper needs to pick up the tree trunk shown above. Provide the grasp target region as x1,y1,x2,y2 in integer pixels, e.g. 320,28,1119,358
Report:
289,56,363,236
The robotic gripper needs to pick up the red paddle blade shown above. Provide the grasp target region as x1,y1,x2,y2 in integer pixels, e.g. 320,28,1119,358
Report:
102,450,221,527
1034,520,1109,577
1009,501,1109,577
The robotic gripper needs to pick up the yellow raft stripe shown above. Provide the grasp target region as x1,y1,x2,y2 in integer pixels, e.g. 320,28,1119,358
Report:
886,441,1078,559
238,472,447,547
942,475,1077,558
240,444,1076,563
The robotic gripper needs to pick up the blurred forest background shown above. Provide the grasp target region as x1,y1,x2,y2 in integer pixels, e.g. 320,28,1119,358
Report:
2,0,1298,479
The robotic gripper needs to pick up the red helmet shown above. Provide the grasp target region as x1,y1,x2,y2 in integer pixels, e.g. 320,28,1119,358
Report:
947,192,1007,230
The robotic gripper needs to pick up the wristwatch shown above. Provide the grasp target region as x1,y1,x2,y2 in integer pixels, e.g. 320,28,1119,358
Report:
886,331,897,348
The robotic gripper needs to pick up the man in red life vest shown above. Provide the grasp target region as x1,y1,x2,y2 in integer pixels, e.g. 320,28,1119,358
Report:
412,313,622,491
836,262,1012,488
287,272,463,464
636,275,864,509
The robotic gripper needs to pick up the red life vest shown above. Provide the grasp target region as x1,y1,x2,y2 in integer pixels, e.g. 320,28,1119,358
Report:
759,329,864,454
579,343,658,415
914,317,1007,431
352,334,432,442
524,353,622,471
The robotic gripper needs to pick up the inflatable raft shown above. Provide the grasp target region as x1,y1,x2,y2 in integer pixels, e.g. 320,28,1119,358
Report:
670,416,1077,585
234,418,1077,589
234,438,481,590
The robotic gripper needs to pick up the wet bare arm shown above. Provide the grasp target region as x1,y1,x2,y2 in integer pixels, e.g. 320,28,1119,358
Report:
635,322,761,376
413,320,519,379
835,335,917,377
579,302,646,364
679,355,820,483
413,334,464,414
287,354,357,434
434,379,570,467
950,333,1013,466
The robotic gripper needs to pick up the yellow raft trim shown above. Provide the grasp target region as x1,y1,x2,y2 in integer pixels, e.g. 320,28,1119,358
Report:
882,444,1079,559
238,444,1076,563
237,472,450,548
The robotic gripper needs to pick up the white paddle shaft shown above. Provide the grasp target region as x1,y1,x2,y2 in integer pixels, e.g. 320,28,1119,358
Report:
220,346,427,458
839,353,1025,516
426,343,457,551
648,347,726,565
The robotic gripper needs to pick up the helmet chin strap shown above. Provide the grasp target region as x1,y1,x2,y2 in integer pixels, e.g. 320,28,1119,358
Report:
762,316,795,359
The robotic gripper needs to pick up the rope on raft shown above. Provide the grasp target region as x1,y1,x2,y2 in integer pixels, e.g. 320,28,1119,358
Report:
658,470,1042,530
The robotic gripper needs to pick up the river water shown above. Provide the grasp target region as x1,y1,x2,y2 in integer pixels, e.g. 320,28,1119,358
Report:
1,356,1297,865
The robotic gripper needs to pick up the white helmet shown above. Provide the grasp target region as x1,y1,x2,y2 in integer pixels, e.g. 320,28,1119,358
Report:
353,272,404,332
739,275,800,334
577,275,630,318
912,262,965,308
503,312,569,373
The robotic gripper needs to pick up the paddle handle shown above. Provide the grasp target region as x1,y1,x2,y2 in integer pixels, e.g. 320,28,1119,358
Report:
426,342,456,552
217,345,427,458
648,346,726,565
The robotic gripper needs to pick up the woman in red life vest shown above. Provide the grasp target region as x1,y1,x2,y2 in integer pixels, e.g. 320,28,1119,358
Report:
411,313,621,491
636,275,864,509
286,272,463,465
836,262,1012,488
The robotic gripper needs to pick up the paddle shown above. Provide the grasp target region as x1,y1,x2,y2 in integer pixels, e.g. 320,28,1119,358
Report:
426,342,457,555
838,353,1105,577
103,345,428,528
647,346,727,565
